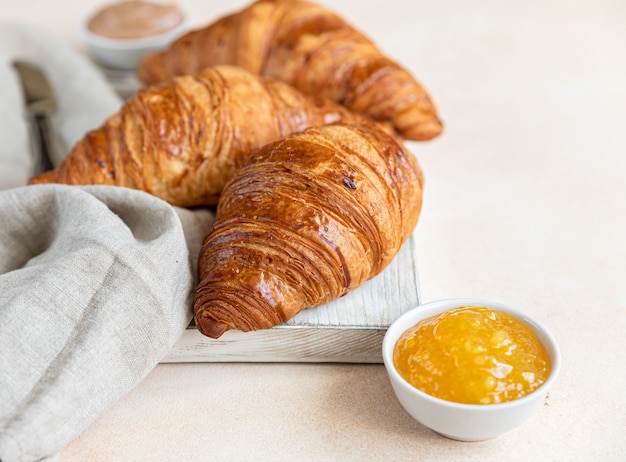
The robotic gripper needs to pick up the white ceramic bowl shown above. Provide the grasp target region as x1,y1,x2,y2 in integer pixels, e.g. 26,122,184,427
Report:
382,298,561,442
81,12,189,70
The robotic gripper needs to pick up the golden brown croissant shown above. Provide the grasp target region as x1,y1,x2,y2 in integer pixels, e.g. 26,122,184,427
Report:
194,122,423,338
136,0,443,141
28,65,368,207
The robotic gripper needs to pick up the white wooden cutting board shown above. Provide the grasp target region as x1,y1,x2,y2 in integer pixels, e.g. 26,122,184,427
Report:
162,232,421,364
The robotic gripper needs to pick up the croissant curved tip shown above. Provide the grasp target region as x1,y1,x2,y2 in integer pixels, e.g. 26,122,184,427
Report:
28,171,56,185
196,315,231,339
402,118,444,141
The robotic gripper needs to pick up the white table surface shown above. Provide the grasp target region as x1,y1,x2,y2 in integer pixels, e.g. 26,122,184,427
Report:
3,0,626,460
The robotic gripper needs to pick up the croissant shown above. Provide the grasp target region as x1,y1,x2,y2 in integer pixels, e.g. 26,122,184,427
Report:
136,0,442,142
28,65,368,207
193,122,423,338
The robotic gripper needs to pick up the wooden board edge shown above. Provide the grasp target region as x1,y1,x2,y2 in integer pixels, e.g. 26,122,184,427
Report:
162,325,387,364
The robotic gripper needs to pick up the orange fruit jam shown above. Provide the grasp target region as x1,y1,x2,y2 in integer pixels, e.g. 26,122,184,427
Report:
393,306,551,405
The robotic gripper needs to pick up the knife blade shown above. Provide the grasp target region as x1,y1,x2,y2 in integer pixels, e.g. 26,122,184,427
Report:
13,60,57,174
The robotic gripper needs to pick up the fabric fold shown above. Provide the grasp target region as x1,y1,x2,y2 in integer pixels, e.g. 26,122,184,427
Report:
0,185,214,462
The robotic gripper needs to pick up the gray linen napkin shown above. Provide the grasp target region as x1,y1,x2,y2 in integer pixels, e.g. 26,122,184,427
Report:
0,22,215,462
0,185,214,462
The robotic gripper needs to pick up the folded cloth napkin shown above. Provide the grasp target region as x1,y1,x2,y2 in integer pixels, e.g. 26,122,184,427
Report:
0,23,215,462
0,185,214,462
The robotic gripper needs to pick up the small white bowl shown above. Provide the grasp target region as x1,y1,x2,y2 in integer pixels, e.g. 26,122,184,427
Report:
81,11,188,70
382,298,561,442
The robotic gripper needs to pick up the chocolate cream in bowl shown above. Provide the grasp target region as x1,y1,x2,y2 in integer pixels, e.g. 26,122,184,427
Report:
87,0,184,39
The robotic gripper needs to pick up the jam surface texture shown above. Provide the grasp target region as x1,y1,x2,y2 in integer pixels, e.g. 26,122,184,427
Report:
393,306,551,404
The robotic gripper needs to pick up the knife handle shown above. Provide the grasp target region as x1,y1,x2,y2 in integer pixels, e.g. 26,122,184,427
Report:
31,114,56,174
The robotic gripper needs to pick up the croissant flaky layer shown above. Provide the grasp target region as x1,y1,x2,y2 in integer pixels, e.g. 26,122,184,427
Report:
136,0,443,141
193,122,424,338
28,65,367,207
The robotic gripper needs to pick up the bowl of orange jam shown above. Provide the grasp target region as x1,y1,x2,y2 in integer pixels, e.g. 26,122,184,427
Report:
382,298,560,441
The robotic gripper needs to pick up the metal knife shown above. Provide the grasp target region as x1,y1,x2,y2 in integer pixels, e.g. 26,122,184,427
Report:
13,60,57,174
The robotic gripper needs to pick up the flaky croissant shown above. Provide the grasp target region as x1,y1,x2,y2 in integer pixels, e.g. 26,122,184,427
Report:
193,122,423,338
28,65,367,207
136,0,442,142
